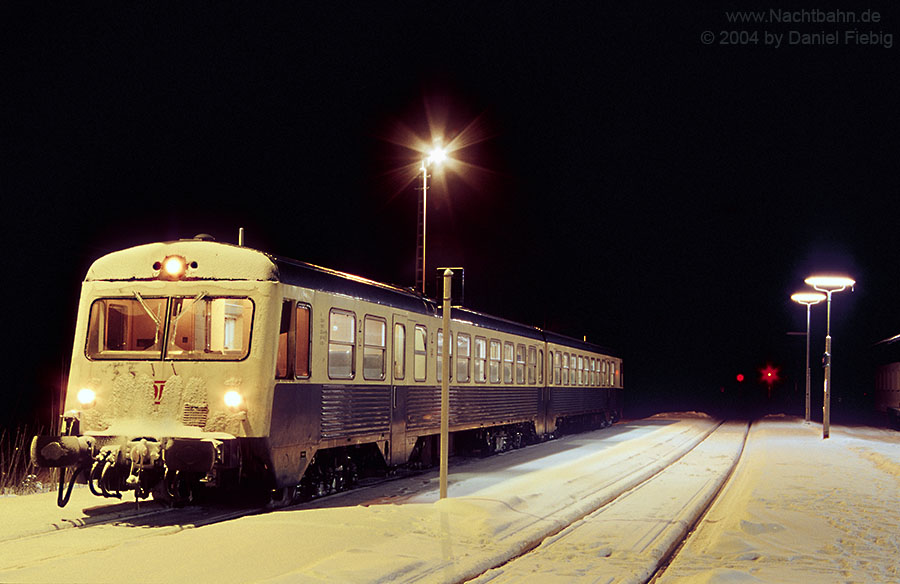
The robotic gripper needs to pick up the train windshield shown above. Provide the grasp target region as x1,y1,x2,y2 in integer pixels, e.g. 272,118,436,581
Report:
86,295,253,361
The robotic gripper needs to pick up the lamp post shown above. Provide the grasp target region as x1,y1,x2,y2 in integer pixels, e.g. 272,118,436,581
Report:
415,145,447,294
804,275,855,439
791,291,826,423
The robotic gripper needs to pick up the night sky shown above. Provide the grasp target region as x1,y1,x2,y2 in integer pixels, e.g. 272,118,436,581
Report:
4,3,899,432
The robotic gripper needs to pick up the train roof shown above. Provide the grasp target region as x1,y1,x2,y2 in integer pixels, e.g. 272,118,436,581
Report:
272,256,434,315
85,240,278,282
86,239,619,356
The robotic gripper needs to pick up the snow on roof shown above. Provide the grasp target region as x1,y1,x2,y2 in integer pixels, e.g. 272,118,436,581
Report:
85,240,278,282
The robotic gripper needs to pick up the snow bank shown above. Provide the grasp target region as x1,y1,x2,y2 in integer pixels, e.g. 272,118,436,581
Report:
657,418,900,584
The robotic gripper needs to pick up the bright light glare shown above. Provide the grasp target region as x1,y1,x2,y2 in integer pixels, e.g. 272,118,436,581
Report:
163,256,187,278
804,275,855,292
224,390,243,410
791,291,827,305
427,146,447,166
77,388,96,406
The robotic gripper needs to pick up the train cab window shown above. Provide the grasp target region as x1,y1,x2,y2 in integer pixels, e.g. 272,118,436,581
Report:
457,333,471,383
295,304,311,378
86,296,167,359
538,350,544,385
503,342,514,384
436,330,453,382
363,315,387,380
515,344,526,385
276,300,292,378
414,325,427,382
328,309,356,379
562,353,570,385
553,351,561,385
474,337,487,383
527,346,537,385
489,339,501,383
167,297,253,360
393,323,406,380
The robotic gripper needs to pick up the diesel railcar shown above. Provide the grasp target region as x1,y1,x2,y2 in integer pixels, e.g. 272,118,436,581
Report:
32,237,622,506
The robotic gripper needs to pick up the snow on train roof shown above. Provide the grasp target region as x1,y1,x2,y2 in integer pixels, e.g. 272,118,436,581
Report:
85,240,279,282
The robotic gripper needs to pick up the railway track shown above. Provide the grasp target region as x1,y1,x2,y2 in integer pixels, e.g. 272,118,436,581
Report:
0,417,741,582
465,420,750,583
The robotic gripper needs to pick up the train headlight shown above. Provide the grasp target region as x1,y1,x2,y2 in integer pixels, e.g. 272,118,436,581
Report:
224,390,244,411
161,255,187,279
77,388,96,408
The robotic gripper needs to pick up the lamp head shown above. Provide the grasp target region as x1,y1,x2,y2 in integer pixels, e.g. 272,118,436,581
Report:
791,291,826,306
804,275,855,293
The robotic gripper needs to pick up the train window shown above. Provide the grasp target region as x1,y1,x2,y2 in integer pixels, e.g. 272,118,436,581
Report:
577,355,584,385
276,300,292,378
295,304,311,378
590,358,596,386
503,342,514,384
538,349,544,385
393,323,406,380
436,330,453,382
527,346,537,385
553,351,561,385
562,353,569,385
363,315,386,380
457,333,470,383
602,360,609,386
414,325,427,382
328,309,356,379
474,337,487,383
515,344,526,384
489,339,501,383
86,296,167,359
167,297,253,360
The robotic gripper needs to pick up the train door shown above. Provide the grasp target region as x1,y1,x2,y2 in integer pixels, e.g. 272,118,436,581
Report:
388,315,410,465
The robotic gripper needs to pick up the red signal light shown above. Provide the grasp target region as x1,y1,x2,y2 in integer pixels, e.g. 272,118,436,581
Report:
760,364,780,386
736,373,745,382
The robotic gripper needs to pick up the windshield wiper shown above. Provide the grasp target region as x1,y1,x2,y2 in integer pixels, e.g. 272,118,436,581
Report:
133,291,163,346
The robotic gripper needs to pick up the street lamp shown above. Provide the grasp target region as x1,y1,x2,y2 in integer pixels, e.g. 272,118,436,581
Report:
791,291,826,423
415,144,448,294
804,275,855,439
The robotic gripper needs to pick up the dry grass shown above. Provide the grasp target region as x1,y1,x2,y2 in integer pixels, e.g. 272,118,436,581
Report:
1,426,58,495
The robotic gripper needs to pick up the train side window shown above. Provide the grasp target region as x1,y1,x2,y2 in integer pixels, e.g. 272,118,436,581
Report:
562,353,569,385
577,355,584,385
328,309,356,379
590,357,596,386
515,344,526,385
393,323,406,380
295,304,311,378
553,351,561,385
457,333,470,383
538,349,544,385
602,360,609,386
414,325,427,382
363,315,387,380
489,339,501,383
527,346,537,385
276,300,292,379
503,342,514,384
474,336,487,383
437,329,453,382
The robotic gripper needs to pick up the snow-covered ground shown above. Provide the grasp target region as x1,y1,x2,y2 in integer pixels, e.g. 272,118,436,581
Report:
0,414,897,584
657,417,900,584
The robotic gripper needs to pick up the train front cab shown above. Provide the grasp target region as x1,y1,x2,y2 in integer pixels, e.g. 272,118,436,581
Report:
31,240,283,506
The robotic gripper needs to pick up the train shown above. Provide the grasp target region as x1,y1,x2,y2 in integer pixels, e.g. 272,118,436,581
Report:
32,236,623,506
873,333,900,429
